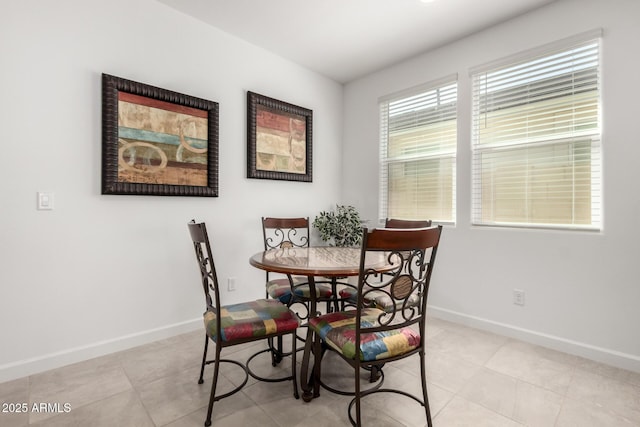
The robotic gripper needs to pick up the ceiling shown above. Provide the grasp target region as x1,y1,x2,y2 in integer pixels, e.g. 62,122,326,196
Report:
157,0,557,83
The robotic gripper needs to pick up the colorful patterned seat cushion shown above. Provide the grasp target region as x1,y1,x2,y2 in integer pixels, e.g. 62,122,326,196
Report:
267,278,333,303
309,308,420,361
266,278,297,303
203,299,300,343
339,286,420,312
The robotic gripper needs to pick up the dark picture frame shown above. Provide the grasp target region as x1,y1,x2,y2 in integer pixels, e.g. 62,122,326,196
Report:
247,91,312,182
102,73,219,197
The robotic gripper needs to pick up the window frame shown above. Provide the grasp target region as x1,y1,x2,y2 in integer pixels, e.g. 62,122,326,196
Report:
470,30,602,231
379,75,458,225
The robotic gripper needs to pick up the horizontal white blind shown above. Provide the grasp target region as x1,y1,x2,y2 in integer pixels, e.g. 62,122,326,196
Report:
471,36,601,229
380,79,457,223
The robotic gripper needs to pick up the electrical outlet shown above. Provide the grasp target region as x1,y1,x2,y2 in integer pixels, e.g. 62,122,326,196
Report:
228,277,236,292
513,289,525,306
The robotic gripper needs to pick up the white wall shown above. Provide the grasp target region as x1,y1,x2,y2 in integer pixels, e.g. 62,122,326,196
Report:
343,0,640,372
0,0,343,382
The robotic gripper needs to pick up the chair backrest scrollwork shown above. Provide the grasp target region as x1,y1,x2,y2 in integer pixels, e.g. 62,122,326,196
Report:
356,226,442,337
188,220,220,319
262,217,310,250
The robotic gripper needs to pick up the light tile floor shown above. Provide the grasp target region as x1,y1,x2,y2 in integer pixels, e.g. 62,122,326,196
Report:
1,317,639,426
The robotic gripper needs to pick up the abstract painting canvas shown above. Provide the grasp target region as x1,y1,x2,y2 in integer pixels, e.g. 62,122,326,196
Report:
102,74,219,196
247,91,312,182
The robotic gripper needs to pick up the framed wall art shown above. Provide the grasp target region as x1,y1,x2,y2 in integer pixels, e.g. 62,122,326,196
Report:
102,73,219,196
247,91,312,182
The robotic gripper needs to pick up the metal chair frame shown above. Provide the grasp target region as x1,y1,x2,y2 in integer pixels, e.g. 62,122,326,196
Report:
311,226,442,426
188,221,299,427
262,217,336,315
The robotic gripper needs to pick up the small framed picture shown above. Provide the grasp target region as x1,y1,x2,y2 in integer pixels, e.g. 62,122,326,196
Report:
247,91,312,182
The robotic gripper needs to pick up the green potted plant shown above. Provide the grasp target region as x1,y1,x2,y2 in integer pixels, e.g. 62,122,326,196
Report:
312,204,363,247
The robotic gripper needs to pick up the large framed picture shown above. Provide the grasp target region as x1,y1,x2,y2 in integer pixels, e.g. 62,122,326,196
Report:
102,74,219,197
247,91,312,182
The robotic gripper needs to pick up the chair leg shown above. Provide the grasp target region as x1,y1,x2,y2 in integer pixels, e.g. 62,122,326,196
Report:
204,346,222,427
267,336,274,364
267,336,284,366
198,335,209,384
276,335,284,363
312,330,322,398
354,363,362,426
368,364,382,383
290,331,299,399
420,352,433,427
301,327,315,402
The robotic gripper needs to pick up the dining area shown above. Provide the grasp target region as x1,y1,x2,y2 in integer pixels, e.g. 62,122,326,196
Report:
4,1,640,426
187,216,442,426
3,215,636,427
179,215,640,427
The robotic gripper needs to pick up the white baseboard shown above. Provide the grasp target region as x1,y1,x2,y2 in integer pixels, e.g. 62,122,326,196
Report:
0,318,202,384
429,305,640,374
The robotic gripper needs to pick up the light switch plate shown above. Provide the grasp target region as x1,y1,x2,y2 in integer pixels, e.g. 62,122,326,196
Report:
37,192,54,210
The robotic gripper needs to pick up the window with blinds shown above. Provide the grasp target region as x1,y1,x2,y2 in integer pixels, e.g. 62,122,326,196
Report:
379,77,457,223
471,32,601,229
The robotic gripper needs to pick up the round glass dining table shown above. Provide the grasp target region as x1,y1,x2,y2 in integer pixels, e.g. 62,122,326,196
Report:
249,246,392,278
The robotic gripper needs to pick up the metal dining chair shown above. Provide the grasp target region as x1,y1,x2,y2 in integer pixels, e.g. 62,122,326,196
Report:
262,217,334,308
309,226,443,426
260,217,336,365
188,220,300,427
339,218,433,309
